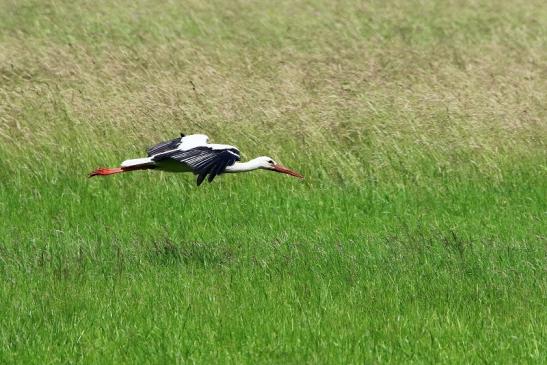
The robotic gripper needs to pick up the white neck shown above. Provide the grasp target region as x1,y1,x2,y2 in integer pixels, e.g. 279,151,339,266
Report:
224,159,263,173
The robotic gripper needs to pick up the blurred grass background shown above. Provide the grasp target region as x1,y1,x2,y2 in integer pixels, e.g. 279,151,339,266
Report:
0,0,545,363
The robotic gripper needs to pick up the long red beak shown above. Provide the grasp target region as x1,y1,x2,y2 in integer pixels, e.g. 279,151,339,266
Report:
272,164,304,179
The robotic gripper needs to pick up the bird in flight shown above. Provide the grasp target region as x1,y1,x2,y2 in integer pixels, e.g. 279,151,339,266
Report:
89,133,304,186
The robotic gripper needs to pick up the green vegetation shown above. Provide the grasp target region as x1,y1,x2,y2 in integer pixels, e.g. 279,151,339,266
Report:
0,0,545,363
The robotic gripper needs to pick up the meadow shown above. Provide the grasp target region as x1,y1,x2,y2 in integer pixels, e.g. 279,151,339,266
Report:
0,0,546,363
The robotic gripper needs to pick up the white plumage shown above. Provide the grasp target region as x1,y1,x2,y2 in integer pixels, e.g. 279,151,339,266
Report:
90,133,303,186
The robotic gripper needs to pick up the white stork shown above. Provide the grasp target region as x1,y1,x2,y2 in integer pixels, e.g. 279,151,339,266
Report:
89,133,303,185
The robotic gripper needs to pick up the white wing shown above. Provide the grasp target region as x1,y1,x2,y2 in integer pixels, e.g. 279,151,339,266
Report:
147,134,209,156
180,134,209,150
153,146,241,185
147,133,241,185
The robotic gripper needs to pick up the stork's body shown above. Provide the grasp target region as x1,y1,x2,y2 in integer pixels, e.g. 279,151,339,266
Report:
89,134,303,185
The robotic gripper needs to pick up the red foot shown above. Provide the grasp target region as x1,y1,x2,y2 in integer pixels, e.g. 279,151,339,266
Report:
88,167,124,177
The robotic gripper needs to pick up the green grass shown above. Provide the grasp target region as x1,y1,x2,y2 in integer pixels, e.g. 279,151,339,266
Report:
0,0,546,363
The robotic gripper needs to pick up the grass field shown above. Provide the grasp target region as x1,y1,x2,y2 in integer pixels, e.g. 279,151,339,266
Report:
0,0,546,363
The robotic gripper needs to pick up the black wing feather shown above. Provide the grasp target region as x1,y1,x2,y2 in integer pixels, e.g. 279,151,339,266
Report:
153,146,240,186
147,136,183,157
207,161,228,183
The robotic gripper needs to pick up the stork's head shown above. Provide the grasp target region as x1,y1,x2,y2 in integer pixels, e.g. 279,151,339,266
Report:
255,156,304,179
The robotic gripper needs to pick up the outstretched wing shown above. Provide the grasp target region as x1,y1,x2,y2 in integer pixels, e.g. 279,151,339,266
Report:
153,146,240,185
147,134,210,156
147,134,184,156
